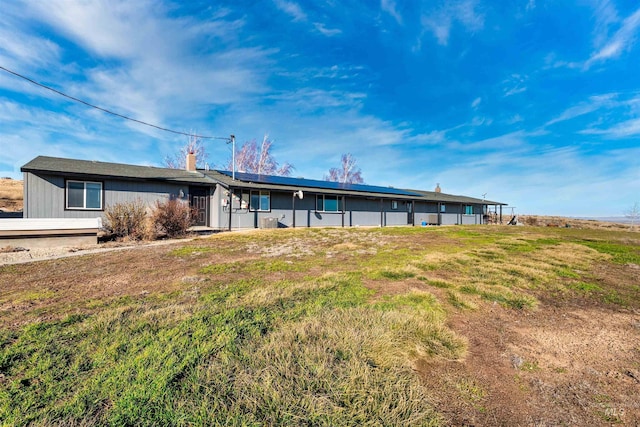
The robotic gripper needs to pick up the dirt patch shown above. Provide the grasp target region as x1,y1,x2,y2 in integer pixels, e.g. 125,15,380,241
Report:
419,301,640,425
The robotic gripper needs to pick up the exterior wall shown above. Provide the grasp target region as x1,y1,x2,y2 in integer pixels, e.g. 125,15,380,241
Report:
215,190,419,229
24,172,186,219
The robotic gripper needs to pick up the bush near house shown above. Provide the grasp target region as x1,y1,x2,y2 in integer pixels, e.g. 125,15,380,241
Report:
149,198,194,239
103,200,148,240
104,198,193,241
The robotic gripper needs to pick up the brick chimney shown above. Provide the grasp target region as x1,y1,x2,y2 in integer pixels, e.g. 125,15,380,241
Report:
186,151,196,172
435,183,441,193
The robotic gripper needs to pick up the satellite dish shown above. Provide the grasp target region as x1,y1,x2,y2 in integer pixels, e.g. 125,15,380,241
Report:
296,190,304,199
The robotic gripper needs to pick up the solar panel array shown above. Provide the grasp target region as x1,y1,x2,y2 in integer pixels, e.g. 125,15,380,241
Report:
216,170,422,197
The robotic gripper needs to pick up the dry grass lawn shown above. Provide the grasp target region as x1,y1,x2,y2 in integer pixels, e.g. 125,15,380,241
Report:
0,178,23,211
0,225,639,425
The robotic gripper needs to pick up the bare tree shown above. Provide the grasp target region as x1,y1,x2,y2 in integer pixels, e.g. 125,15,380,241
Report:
227,135,293,176
164,133,209,169
625,202,639,229
324,153,364,184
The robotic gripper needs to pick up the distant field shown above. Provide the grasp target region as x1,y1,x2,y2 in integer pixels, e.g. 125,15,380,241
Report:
0,178,23,211
1,226,639,425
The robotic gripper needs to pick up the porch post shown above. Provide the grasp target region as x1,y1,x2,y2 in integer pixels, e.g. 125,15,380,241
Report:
292,192,296,228
228,188,233,231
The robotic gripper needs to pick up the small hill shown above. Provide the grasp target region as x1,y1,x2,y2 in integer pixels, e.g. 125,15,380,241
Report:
519,214,635,231
0,178,23,212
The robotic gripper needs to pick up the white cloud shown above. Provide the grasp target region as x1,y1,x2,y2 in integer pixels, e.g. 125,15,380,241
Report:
591,0,620,48
420,0,484,46
545,93,617,126
502,74,528,97
17,1,275,126
525,0,535,12
471,97,481,108
585,7,640,68
313,22,342,37
381,0,403,25
273,0,308,22
581,117,640,138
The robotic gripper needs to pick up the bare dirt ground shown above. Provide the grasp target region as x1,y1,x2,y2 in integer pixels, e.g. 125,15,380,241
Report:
0,178,23,212
416,261,640,426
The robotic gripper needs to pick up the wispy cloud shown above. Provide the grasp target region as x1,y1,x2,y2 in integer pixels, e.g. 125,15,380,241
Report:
545,93,617,126
420,0,484,46
471,97,481,108
502,74,527,97
19,1,275,125
585,7,640,68
381,0,403,25
525,0,536,12
313,22,342,37
273,0,307,22
581,117,640,138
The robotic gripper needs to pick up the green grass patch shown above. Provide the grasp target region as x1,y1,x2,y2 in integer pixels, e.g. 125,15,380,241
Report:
419,277,453,288
578,240,640,264
370,269,416,280
570,282,603,293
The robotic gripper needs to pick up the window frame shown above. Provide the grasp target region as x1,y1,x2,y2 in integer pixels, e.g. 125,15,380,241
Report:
391,200,398,210
316,194,343,213
65,179,104,211
249,190,271,212
464,205,474,215
440,204,446,213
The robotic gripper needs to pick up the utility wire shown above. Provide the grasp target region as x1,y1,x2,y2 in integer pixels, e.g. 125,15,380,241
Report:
0,65,230,140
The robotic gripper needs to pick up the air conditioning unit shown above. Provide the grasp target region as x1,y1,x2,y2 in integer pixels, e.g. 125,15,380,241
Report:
259,217,279,229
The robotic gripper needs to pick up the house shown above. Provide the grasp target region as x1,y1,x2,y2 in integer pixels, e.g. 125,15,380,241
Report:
20,154,506,230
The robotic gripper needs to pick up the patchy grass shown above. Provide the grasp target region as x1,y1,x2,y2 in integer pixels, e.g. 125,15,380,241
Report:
577,240,640,264
1,225,638,424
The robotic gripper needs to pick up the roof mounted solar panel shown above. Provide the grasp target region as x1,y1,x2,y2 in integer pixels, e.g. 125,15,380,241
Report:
216,170,422,197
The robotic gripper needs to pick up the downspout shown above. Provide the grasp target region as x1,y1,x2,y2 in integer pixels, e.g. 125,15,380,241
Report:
380,198,384,227
341,196,345,228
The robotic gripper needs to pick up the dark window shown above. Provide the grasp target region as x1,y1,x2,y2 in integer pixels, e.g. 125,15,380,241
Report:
250,190,270,211
66,180,102,210
316,195,343,212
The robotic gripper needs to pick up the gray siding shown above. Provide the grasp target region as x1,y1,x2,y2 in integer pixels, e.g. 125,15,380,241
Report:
214,191,418,229
24,171,490,229
24,172,185,219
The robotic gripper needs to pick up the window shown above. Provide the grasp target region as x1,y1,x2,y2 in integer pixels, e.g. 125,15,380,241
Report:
66,180,102,210
440,204,446,213
316,195,343,212
391,200,398,210
250,190,270,211
465,205,474,215
232,190,250,210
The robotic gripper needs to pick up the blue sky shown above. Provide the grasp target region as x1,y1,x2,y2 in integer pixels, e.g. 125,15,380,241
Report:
1,0,639,216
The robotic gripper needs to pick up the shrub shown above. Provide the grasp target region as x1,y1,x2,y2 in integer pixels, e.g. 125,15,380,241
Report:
104,200,148,240
150,198,194,238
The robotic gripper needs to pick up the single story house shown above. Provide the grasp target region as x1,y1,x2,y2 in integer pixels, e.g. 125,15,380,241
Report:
20,155,506,230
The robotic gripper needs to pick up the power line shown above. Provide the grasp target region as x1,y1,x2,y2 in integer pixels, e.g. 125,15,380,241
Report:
0,65,230,140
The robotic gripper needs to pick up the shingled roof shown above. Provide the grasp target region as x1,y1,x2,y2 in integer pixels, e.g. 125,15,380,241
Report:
21,156,214,185
21,156,506,205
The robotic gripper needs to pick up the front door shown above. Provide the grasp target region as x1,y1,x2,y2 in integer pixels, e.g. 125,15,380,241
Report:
189,186,209,227
407,201,414,225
